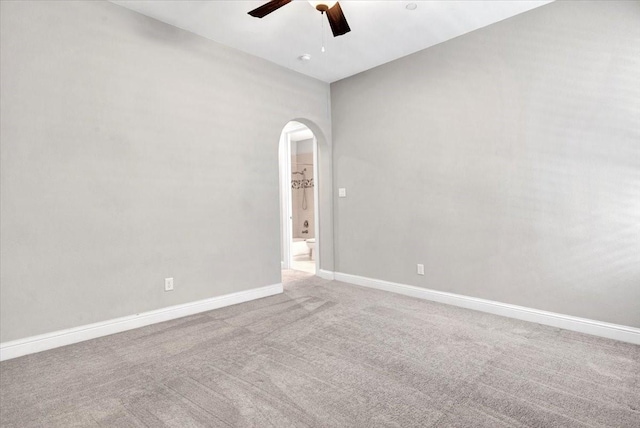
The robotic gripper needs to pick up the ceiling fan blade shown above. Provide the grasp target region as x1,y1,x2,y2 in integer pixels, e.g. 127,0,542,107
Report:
248,0,292,18
326,2,351,37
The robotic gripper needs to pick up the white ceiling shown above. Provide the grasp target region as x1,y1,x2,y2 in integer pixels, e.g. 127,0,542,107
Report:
111,0,553,83
285,121,314,141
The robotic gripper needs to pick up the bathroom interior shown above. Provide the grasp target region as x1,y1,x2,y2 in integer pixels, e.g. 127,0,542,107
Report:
289,133,316,274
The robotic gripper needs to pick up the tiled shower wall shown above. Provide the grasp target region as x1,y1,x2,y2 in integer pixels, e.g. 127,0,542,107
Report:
292,145,315,240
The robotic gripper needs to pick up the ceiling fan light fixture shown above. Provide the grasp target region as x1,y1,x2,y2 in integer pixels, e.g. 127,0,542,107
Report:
308,1,338,13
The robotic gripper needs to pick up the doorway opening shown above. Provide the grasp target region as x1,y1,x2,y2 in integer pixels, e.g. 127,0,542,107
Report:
279,121,319,275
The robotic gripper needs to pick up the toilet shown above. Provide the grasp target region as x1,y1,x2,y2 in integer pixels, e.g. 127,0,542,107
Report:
305,238,316,260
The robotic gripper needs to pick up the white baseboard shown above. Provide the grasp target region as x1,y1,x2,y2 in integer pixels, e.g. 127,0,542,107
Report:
0,283,283,361
317,269,335,280
333,272,640,345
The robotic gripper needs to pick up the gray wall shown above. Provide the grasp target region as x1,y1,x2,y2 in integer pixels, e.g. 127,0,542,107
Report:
0,1,331,342
331,1,640,327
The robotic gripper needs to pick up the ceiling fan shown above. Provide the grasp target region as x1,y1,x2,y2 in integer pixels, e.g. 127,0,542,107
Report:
248,1,351,37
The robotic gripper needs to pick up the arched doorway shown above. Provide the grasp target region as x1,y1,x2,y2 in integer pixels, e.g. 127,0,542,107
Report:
279,121,319,274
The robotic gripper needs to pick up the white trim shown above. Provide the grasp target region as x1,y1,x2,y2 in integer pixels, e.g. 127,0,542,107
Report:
333,272,640,345
312,136,320,274
0,283,283,361
279,130,293,270
317,269,335,280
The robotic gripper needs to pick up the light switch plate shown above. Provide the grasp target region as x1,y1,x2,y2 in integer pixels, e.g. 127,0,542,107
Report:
338,188,347,198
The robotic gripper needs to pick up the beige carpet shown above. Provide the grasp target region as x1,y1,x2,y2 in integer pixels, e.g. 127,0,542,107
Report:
1,271,638,427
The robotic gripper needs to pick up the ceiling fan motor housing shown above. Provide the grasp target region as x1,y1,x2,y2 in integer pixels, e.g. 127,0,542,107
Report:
309,1,337,13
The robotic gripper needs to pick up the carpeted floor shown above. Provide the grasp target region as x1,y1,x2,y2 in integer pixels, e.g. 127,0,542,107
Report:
1,271,638,427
